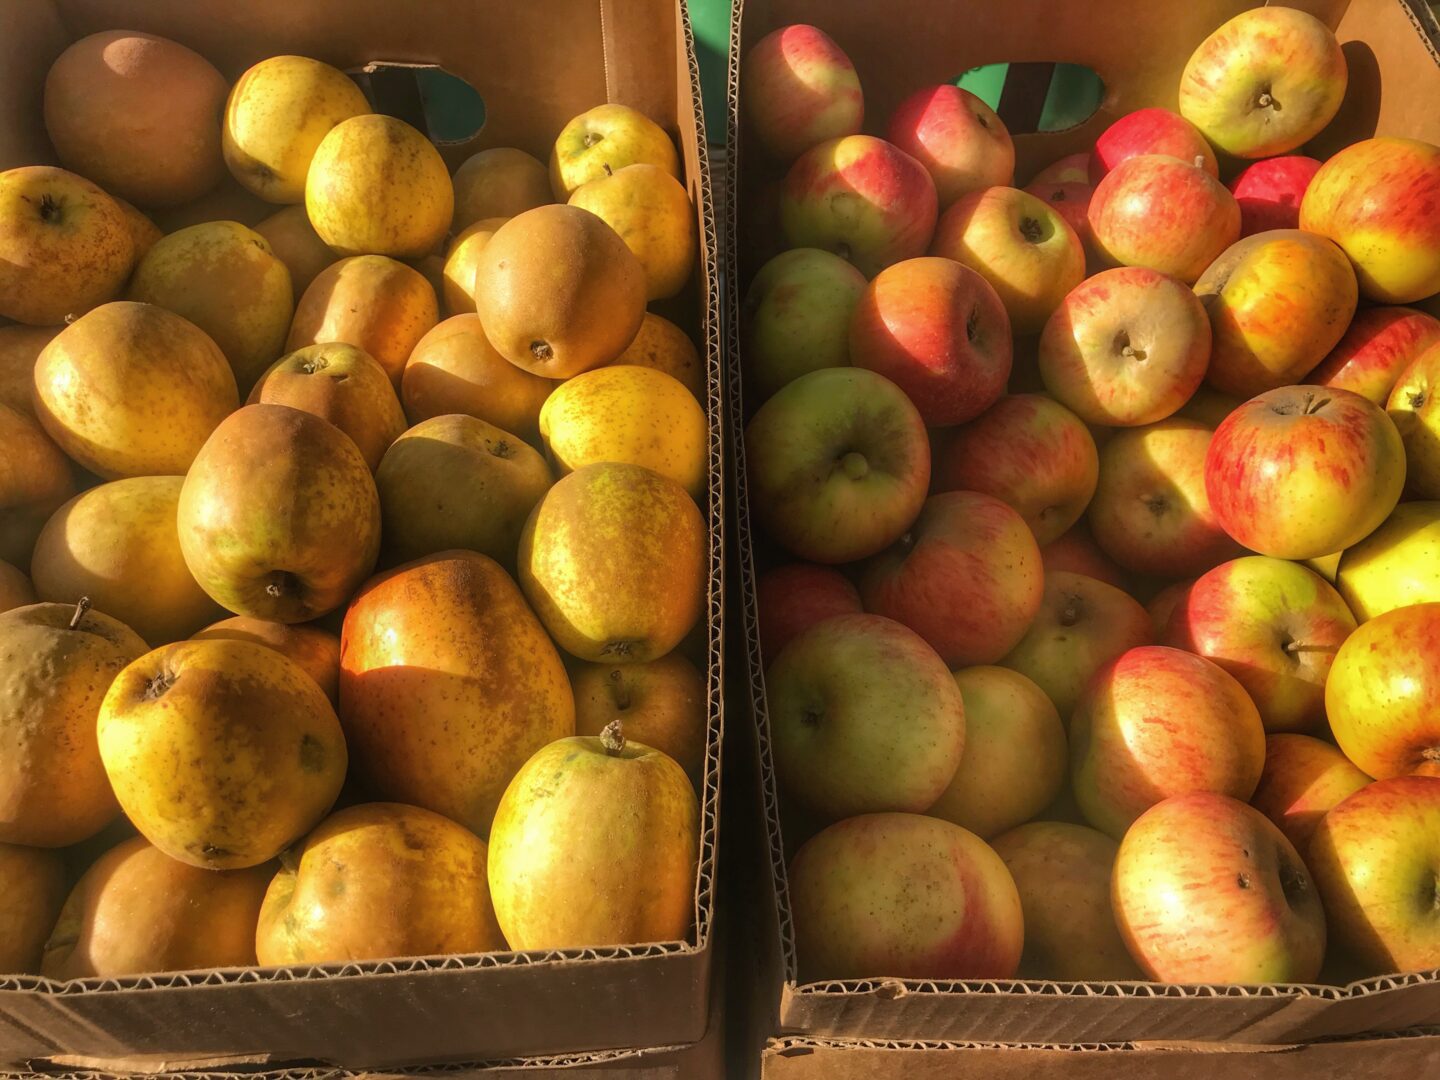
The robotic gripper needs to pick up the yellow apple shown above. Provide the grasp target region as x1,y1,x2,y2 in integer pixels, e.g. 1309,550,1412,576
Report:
550,104,681,200
441,216,506,315
1336,501,1440,621
1387,342,1440,498
569,163,696,301
452,147,551,229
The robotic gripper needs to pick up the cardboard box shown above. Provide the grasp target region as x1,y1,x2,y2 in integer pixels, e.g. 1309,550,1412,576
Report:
725,0,1440,1049
0,0,724,1070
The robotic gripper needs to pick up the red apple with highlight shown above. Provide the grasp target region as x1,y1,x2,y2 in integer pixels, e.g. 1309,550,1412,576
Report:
887,84,1014,208
1311,306,1440,405
1227,156,1321,237
1090,108,1217,183
742,24,863,161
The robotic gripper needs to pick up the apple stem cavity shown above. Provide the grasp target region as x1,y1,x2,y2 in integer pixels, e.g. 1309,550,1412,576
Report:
1058,594,1084,627
143,669,175,701
1020,217,1044,243
839,451,869,481
600,718,626,756
1114,330,1146,362
38,193,60,222
67,595,91,630
583,132,603,148
530,340,554,362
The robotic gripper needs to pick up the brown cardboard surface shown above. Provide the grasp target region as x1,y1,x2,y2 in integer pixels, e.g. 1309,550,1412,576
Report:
0,0,724,1070
759,1029,1440,1080
727,0,1440,1051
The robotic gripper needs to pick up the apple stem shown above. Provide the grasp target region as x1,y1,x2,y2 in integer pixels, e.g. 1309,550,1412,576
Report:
600,718,626,756
1257,92,1273,108
67,596,91,630
602,163,613,177
1284,641,1338,656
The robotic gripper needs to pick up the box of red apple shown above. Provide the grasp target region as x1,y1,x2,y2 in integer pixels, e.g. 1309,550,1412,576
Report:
726,0,1440,1057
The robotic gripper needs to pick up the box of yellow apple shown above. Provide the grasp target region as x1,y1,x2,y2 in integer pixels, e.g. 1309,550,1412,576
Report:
0,0,723,1071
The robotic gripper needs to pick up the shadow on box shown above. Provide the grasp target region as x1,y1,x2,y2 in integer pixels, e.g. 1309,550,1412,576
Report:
724,0,1440,1070
0,0,727,1072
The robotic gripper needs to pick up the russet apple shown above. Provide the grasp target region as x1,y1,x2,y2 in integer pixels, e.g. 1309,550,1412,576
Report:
1309,776,1440,974
1325,602,1440,780
781,135,938,277
788,812,1022,981
743,248,866,401
1070,645,1266,838
745,367,930,564
860,492,1043,668
1195,230,1358,399
932,394,1098,544
991,821,1144,980
931,185,1085,334
451,147,551,229
1002,570,1153,722
1178,7,1346,158
1088,155,1240,284
756,562,862,660
0,166,132,326
1090,107,1217,182
1312,306,1440,405
742,24,863,161
1301,137,1440,304
1165,556,1355,734
1335,501,1440,621
1206,386,1406,560
1252,734,1371,854
887,85,1014,207
1227,156,1322,237
928,666,1066,839
766,614,964,822
848,256,1011,426
1113,793,1326,983
1088,418,1242,578
1039,266,1211,426
1388,342,1440,497
0,405,75,568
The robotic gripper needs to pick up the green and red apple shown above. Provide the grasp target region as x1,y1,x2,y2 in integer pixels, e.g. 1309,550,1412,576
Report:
743,248,866,400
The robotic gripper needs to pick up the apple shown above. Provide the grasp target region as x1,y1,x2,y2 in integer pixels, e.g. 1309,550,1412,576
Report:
1090,108,1217,182
780,135,938,277
742,24,863,161
1326,602,1440,780
928,666,1066,839
887,85,1014,207
1147,579,1193,637
1113,793,1326,983
1089,155,1239,284
932,394,1098,544
1206,386,1406,560
1336,501,1440,621
548,104,679,200
1165,556,1355,734
1301,138,1440,304
992,821,1144,980
848,256,1011,426
743,248,866,401
766,614,964,821
1001,570,1152,722
1038,266,1211,427
1030,152,1090,186
1040,523,1129,591
1252,734,1371,854
930,185,1085,335
1195,230,1358,399
1176,385,1242,429
1178,6,1346,159
756,562,862,660
788,812,1023,980
746,367,930,564
1071,645,1266,838
1227,156,1322,237
1311,306,1440,405
1309,776,1440,974
1089,418,1242,578
1022,181,1093,258
860,491,1043,668
1388,342,1440,497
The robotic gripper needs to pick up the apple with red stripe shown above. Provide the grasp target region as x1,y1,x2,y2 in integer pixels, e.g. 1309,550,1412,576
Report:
887,84,1014,208
1310,306,1440,405
1227,156,1322,237
1251,734,1370,854
755,562,861,661
741,24,863,161
1089,107,1217,183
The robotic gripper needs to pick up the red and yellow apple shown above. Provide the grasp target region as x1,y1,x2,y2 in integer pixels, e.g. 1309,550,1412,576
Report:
756,562,862,660
1022,181,1093,260
1039,266,1211,426
1251,733,1371,854
1090,107,1217,182
848,256,1011,426
887,85,1014,207
1311,306,1440,405
1387,342,1440,497
860,491,1043,668
742,24,863,161
1227,156,1322,237
1206,385,1406,560
1030,152,1090,186
1070,645,1266,838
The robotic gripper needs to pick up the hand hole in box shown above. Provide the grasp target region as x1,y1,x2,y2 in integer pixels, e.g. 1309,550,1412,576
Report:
955,62,1104,135
350,64,487,145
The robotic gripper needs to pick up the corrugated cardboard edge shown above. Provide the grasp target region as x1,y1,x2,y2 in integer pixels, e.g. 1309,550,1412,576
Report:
725,0,1440,1050
0,0,724,1069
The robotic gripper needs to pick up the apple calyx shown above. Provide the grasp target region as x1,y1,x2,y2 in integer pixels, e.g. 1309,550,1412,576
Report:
1410,389,1427,409
1058,592,1085,628
529,340,554,362
67,595,92,631
143,670,175,701
489,439,515,460
838,451,869,481
600,718,626,756
266,570,300,599
1114,330,1147,362
1277,860,1311,906
38,193,61,223
583,132,603,148
1020,217,1044,244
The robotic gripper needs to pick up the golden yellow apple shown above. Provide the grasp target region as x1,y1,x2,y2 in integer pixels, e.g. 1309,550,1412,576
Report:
0,404,74,568
30,476,223,646
223,55,372,203
306,114,453,258
572,653,707,786
1336,502,1440,621
0,325,59,418
0,842,65,974
0,560,35,614
442,216,506,315
0,166,132,325
111,196,161,262
569,163,695,300
550,104,681,199
605,312,704,400
452,147,551,229
253,205,339,301
34,301,238,479
191,616,340,704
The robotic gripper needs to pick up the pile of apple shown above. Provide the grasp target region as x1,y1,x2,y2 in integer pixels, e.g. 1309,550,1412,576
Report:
742,7,1440,986
0,30,710,978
